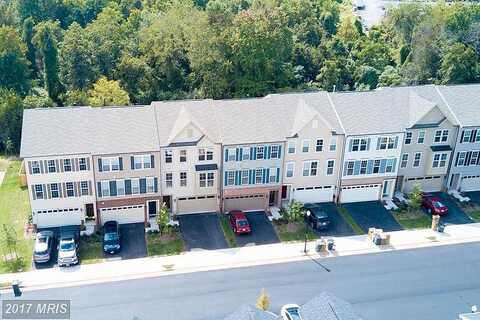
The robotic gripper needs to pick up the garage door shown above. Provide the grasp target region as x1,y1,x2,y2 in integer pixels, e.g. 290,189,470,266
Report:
460,175,480,192
224,195,266,212
34,207,83,228
404,176,443,193
293,186,334,203
100,205,145,224
177,195,217,214
340,184,381,203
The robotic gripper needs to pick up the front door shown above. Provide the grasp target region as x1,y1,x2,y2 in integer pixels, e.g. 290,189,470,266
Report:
85,203,95,220
382,180,392,198
269,191,277,206
148,201,157,218
162,196,171,210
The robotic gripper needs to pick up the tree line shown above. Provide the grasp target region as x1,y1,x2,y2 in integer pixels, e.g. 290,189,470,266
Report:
1,0,480,154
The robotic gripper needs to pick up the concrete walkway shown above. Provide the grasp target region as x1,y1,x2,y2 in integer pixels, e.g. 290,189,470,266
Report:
2,222,480,292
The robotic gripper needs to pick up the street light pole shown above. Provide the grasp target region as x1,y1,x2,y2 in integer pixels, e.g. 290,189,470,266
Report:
304,210,311,254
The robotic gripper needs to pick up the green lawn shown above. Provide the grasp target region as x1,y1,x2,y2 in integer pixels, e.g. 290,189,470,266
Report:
393,210,432,229
219,214,237,247
337,206,365,235
461,203,480,222
147,231,185,257
272,220,317,242
0,160,34,273
78,234,104,265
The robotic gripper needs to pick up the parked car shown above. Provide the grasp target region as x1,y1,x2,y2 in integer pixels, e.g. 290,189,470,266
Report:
57,228,79,267
103,221,121,254
33,230,54,264
422,195,449,216
354,0,365,10
303,204,331,230
229,210,251,235
281,304,303,320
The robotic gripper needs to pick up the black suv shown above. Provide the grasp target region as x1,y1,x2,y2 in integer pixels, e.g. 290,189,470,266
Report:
103,221,121,254
303,203,331,230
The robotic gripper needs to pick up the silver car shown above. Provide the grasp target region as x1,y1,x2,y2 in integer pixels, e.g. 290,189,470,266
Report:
33,231,54,263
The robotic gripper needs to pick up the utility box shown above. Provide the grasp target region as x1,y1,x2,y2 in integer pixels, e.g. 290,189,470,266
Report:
432,215,440,231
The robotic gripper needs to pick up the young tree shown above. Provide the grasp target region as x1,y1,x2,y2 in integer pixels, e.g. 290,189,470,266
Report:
285,200,304,223
408,184,423,212
256,288,270,311
156,202,170,236
88,77,130,107
0,27,31,94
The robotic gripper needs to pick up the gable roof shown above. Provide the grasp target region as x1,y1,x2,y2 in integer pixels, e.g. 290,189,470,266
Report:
435,84,480,127
223,305,279,320
300,292,362,320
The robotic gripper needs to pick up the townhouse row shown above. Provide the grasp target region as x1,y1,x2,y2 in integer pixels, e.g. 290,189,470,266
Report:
20,84,480,228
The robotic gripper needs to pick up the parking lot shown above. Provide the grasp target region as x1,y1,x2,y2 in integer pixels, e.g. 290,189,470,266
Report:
430,193,474,225
234,212,279,247
343,201,404,232
177,213,229,251
308,203,356,237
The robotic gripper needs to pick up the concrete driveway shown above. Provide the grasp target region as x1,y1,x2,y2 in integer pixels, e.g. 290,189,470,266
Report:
308,202,356,237
234,212,279,247
342,201,403,232
177,213,229,251
429,193,473,225
115,223,147,260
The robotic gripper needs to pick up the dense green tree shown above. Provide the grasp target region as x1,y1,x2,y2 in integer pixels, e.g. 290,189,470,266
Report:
88,77,130,107
63,89,89,106
23,87,54,108
22,17,37,78
440,43,478,84
116,54,153,103
355,41,393,72
0,27,31,95
354,65,379,90
0,90,23,154
378,66,403,87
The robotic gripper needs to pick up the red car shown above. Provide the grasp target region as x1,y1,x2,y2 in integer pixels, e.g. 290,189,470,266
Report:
229,210,251,234
422,195,449,215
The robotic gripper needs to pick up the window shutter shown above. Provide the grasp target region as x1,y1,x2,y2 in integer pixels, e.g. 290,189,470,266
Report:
471,130,477,143
224,149,229,162
353,161,361,175
98,158,103,172
376,137,381,150
394,136,399,148
154,177,158,193
44,184,49,199
109,181,117,197
367,138,371,151
224,173,228,186
278,145,282,158
252,147,257,160
55,159,60,172
343,162,348,176
249,169,254,184
119,157,123,170
140,178,146,194
392,158,397,171
88,181,92,196
72,158,77,172
455,153,460,166
264,146,268,159
125,179,132,195
28,161,32,174
40,161,44,174
59,159,64,173
86,158,90,170
235,171,240,185
76,182,81,197
31,187,37,200
266,146,271,159
276,168,280,183
239,148,243,161
131,156,135,170
348,139,353,152
43,160,48,173
262,168,267,184
266,168,270,183
367,160,374,174
235,148,239,161
97,182,102,197
379,159,387,173
151,155,155,168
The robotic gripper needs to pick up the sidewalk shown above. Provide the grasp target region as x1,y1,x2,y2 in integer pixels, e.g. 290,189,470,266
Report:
2,223,480,292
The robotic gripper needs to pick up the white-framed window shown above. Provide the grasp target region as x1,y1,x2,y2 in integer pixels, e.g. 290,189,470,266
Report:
269,168,277,183
417,131,425,144
256,146,265,160
227,148,236,161
315,139,324,152
379,137,396,150
199,149,214,161
206,173,215,187
199,172,215,187
146,177,155,193
271,145,280,159
66,182,75,197
241,170,249,184
116,180,125,196
286,162,295,178
131,179,140,194
413,152,422,167
326,160,335,175
255,168,263,184
360,160,368,174
385,159,395,173
50,183,60,198
352,138,368,152
329,137,337,151
302,161,318,176
63,159,72,172
180,172,187,186
242,148,250,161
80,181,89,196
302,140,310,153
440,153,448,167
179,150,187,162
101,181,110,197
476,131,480,142
226,171,235,186
432,153,448,168
462,130,473,143
434,130,449,143
133,154,152,169
288,140,296,154
79,158,87,171
471,151,479,166
47,160,56,173
102,157,120,171
34,184,43,199
165,173,173,188
31,161,40,174
165,150,173,163
346,161,355,176
457,152,467,166
404,132,412,145
400,154,409,168
373,160,381,173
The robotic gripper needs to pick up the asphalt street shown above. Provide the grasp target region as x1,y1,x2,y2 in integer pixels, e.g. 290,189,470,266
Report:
3,242,480,320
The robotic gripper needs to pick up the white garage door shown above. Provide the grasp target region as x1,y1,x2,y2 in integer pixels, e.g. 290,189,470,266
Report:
293,186,334,203
460,175,480,192
403,176,443,193
33,207,83,228
340,184,381,203
177,195,217,215
224,195,266,212
100,205,145,224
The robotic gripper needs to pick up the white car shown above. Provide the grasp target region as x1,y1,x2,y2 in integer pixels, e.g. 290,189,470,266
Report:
281,304,303,320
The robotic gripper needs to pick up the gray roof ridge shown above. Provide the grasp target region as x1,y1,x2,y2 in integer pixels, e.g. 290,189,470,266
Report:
326,92,346,135
434,85,462,127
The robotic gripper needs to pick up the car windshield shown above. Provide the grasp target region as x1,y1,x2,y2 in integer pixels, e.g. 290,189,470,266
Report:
286,307,302,320
237,220,249,227
104,233,119,243
60,240,75,251
434,201,445,208
37,236,47,243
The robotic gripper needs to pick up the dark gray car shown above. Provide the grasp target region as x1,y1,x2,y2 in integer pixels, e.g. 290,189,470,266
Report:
303,204,331,230
33,230,54,264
